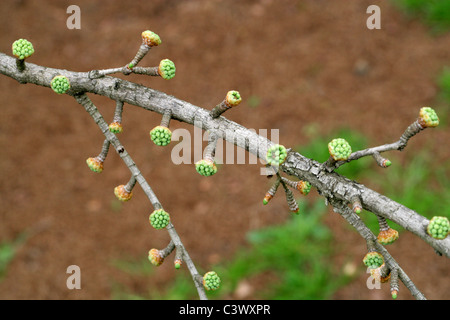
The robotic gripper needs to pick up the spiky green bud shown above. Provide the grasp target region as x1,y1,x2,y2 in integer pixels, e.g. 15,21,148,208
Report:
377,228,399,245
150,126,172,146
328,138,352,161
12,39,34,60
158,59,176,80
203,271,221,291
148,249,164,266
418,107,439,128
266,144,288,166
363,252,384,269
149,209,170,230
142,30,161,47
114,185,133,202
109,122,123,134
86,157,103,173
297,180,311,195
174,259,182,269
427,216,449,240
51,75,70,94
225,90,242,107
195,159,218,177
263,193,272,205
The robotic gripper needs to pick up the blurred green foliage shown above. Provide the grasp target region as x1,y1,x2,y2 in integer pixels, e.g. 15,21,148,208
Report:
393,0,450,33
438,67,450,103
213,199,350,300
0,243,16,280
0,233,27,281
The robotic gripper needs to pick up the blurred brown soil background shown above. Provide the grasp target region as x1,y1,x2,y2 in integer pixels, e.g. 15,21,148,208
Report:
0,0,449,300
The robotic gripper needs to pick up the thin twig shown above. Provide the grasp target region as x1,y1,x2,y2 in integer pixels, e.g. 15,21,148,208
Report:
333,119,428,170
330,198,426,300
73,92,208,300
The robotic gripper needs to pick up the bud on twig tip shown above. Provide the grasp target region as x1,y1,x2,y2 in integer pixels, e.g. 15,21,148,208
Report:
51,75,70,94
352,197,362,214
148,249,164,266
12,39,34,60
225,90,242,107
427,216,449,240
266,144,288,166
363,251,384,269
210,90,242,118
328,138,352,161
390,268,399,299
158,59,176,80
86,157,104,173
114,185,133,202
149,209,171,230
141,30,161,47
174,259,183,269
263,178,281,205
296,180,311,196
203,271,221,291
109,122,123,134
195,159,218,177
150,126,172,146
418,107,439,128
377,227,399,245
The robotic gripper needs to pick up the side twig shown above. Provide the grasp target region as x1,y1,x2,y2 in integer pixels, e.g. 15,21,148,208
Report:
73,92,208,300
330,198,426,300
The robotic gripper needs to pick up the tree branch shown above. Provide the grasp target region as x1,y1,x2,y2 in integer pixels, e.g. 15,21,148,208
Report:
1,52,448,257
1,48,448,301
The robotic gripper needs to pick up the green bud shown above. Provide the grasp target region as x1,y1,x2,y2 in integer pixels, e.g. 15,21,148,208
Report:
51,75,71,94
150,126,172,146
158,59,176,80
142,30,161,47
195,159,218,177
419,107,439,128
203,271,221,291
266,144,288,166
86,157,103,173
12,39,34,59
149,209,170,230
427,216,449,240
363,252,384,269
328,138,352,161
225,90,242,107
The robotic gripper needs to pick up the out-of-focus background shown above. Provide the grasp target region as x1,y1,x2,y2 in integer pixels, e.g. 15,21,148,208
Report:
0,0,449,300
